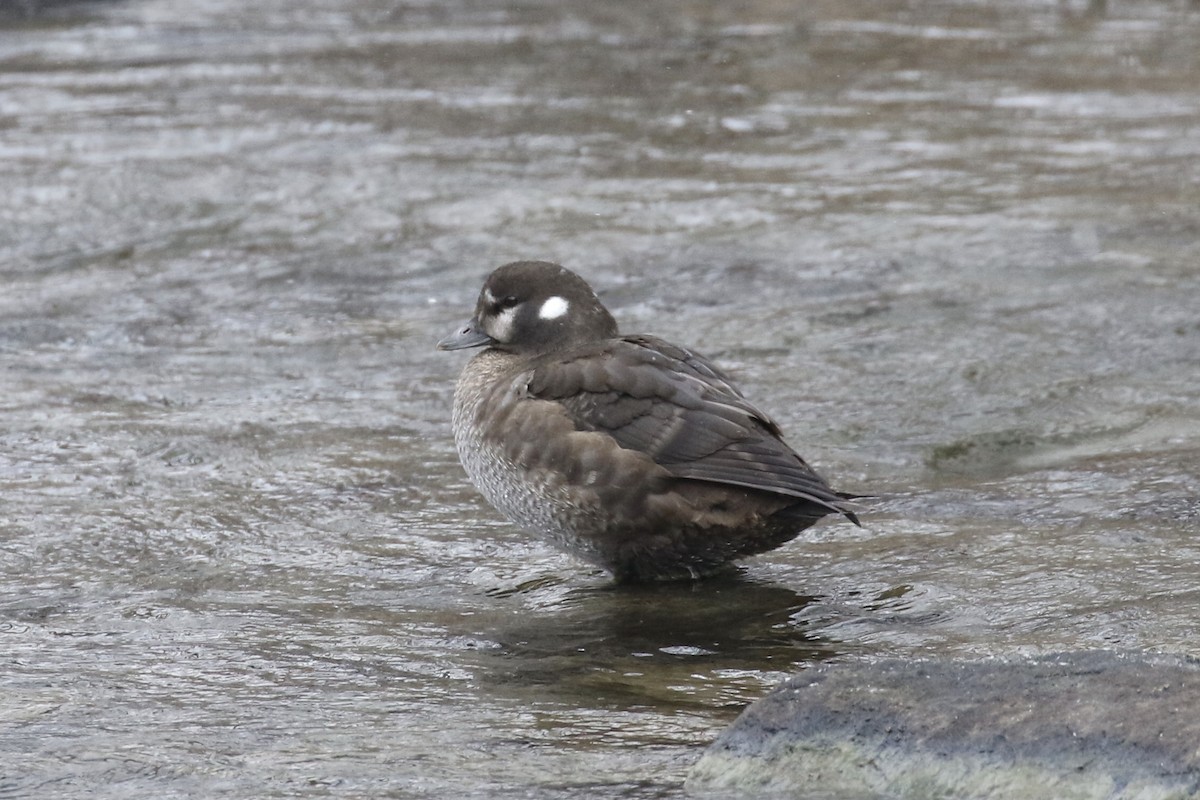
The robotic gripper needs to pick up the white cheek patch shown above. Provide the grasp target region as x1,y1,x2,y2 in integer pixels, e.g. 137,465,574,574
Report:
488,306,517,342
538,296,569,320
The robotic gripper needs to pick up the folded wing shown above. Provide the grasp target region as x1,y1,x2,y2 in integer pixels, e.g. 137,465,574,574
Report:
522,335,859,523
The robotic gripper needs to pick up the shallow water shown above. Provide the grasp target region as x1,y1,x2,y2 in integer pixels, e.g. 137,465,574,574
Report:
2,0,1199,796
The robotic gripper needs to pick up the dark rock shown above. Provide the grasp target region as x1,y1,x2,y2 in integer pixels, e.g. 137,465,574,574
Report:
688,651,1200,799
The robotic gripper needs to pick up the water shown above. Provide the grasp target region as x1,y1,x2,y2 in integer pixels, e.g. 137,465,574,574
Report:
2,0,1198,796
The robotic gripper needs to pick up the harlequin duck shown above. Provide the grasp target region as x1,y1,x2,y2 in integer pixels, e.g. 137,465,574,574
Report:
437,260,860,582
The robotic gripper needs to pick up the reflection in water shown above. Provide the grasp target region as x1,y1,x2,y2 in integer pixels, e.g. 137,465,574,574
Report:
2,0,1199,797
481,575,833,709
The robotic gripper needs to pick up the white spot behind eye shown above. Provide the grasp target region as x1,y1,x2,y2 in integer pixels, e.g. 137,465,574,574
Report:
538,296,569,320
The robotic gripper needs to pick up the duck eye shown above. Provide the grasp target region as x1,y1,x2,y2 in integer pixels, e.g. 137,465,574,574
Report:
487,293,519,312
488,295,519,315
482,288,520,314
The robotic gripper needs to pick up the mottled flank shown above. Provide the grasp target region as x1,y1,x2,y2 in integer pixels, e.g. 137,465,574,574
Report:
440,261,859,581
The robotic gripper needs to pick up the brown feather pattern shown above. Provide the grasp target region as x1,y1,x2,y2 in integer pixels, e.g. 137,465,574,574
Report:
440,260,861,581
523,335,858,523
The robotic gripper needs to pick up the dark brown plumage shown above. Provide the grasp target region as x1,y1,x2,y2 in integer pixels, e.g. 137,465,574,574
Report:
437,260,859,582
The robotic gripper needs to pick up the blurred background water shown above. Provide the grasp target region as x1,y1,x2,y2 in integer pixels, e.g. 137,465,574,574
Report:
1,0,1198,797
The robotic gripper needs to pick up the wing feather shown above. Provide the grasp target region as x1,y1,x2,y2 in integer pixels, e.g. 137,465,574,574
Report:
522,335,856,521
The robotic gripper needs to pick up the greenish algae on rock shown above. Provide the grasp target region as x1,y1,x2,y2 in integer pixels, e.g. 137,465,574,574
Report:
688,651,1200,800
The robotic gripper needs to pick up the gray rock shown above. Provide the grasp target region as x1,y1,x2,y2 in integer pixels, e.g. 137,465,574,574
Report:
688,651,1200,799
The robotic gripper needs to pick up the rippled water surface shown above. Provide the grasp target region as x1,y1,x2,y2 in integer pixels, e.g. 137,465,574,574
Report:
2,0,1199,797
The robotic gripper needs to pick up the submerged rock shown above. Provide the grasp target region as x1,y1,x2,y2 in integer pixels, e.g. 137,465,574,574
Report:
688,651,1200,799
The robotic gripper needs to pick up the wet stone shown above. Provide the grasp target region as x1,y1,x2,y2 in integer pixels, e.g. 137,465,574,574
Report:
688,651,1200,800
